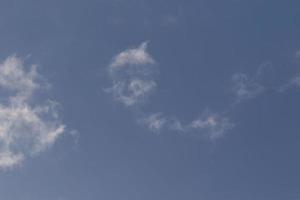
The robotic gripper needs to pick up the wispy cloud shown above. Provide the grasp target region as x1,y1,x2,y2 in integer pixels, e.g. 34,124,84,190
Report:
230,61,285,103
231,73,265,102
231,57,300,95
139,112,234,140
106,42,157,106
107,79,157,106
278,75,300,92
0,56,65,169
169,118,186,132
276,51,300,92
106,42,235,140
188,113,234,139
139,113,167,133
109,42,155,69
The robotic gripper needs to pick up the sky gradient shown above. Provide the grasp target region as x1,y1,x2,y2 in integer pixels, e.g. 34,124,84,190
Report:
0,0,300,200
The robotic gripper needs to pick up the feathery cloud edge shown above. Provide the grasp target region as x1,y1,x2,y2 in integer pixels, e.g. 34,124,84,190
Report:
0,56,65,169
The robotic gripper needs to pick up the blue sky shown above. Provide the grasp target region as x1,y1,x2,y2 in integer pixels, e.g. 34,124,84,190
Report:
0,0,300,199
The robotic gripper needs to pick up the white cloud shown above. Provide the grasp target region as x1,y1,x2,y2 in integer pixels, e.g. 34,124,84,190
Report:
106,42,235,140
109,42,155,69
190,116,217,129
232,73,264,102
107,79,157,106
0,56,65,169
139,113,167,133
139,112,234,140
0,152,24,169
107,42,157,106
189,114,234,139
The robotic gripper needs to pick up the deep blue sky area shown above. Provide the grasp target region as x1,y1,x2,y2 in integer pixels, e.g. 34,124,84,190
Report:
0,0,300,200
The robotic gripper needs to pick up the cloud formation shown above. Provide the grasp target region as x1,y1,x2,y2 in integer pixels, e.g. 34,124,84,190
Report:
106,42,157,106
278,75,300,92
104,45,300,142
110,42,155,69
140,112,234,139
232,57,300,95
231,73,265,102
106,42,234,140
0,56,65,169
188,113,234,139
139,113,167,133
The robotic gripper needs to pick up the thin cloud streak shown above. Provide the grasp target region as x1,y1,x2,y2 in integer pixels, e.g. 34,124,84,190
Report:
139,112,234,140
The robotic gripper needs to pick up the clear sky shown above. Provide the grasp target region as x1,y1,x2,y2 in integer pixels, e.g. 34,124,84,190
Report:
0,0,300,200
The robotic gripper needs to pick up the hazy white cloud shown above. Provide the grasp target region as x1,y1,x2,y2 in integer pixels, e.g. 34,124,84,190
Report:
0,151,24,169
232,59,300,96
107,42,157,106
278,75,300,92
107,79,156,106
109,42,155,69
189,113,234,139
232,73,264,102
190,116,217,129
139,112,234,140
139,113,167,133
0,56,65,169
277,50,300,92
169,118,186,132
107,42,234,140
288,76,300,86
